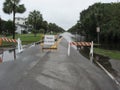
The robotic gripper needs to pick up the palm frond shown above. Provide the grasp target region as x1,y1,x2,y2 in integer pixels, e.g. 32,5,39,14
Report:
16,4,26,13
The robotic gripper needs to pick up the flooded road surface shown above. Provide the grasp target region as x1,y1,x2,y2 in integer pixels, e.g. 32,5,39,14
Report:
0,32,76,62
61,32,74,42
0,49,16,63
0,44,36,63
2,50,15,62
0,32,119,90
61,32,77,49
62,32,120,85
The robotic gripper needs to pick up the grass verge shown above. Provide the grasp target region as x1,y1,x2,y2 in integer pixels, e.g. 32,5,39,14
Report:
94,48,120,60
15,34,43,45
0,33,43,45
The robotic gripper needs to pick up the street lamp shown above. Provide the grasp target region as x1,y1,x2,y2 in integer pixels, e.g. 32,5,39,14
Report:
96,27,100,46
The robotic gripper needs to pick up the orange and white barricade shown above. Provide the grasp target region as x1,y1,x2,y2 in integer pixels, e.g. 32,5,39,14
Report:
0,37,18,62
1,37,17,43
0,37,24,62
70,42,92,46
0,37,23,53
68,41,94,63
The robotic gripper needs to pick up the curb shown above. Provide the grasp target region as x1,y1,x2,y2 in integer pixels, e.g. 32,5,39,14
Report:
95,60,120,87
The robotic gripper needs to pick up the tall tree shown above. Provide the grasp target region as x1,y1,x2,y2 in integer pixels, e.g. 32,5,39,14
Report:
5,20,14,36
76,3,120,42
48,23,64,33
3,0,26,39
28,10,43,36
41,21,48,34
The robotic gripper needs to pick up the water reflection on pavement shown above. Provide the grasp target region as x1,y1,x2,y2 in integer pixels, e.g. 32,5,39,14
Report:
0,44,36,63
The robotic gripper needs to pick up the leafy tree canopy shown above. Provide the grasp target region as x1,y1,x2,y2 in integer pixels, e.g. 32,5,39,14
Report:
68,2,120,43
3,0,26,38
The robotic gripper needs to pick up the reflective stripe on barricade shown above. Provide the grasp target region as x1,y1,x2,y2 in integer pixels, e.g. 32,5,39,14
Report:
70,42,91,46
1,37,17,43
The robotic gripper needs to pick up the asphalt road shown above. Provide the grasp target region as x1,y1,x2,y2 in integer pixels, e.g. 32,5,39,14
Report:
0,38,119,90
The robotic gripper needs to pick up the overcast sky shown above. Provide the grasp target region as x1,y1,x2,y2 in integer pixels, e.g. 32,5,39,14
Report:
0,0,117,30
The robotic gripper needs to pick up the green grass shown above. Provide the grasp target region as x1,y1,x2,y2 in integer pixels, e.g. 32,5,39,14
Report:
0,33,43,45
15,34,43,45
94,48,120,60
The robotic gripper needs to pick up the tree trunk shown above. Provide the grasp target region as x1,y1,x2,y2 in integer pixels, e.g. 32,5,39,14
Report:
13,1,16,39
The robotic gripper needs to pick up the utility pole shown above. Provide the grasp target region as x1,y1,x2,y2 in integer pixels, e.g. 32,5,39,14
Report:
96,27,100,47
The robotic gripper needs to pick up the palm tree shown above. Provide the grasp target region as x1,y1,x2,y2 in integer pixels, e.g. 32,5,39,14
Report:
3,0,26,39
28,10,43,36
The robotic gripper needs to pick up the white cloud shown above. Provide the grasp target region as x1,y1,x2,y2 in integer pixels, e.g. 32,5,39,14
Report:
0,0,117,30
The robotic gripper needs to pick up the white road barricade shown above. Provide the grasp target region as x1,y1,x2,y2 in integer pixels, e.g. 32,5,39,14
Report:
44,35,55,45
68,41,70,56
90,41,94,63
17,38,23,53
68,41,94,63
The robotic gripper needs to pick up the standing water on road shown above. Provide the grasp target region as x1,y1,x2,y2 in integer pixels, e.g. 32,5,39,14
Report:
61,32,77,49
62,32,120,84
0,44,36,63
0,49,19,62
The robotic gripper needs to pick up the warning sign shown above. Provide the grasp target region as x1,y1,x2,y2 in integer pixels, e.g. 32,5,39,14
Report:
44,35,55,45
